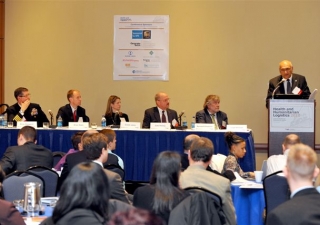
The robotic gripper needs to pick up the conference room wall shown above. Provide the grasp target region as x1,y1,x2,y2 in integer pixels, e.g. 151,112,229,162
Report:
4,1,320,167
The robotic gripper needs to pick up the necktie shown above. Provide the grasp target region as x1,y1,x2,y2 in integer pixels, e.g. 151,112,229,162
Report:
73,110,77,122
211,114,219,130
161,111,167,123
287,79,291,94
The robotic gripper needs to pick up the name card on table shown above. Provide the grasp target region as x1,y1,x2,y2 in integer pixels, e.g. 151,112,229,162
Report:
150,122,171,130
194,123,215,131
120,122,141,130
17,121,37,128
68,122,89,129
227,124,247,132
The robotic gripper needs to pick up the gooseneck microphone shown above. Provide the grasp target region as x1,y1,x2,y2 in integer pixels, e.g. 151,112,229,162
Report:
178,110,185,126
48,110,54,125
272,79,286,99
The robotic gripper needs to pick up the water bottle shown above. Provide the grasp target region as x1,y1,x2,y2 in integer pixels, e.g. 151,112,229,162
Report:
57,115,63,127
191,116,195,130
2,114,7,127
182,115,188,127
0,114,3,127
101,116,106,127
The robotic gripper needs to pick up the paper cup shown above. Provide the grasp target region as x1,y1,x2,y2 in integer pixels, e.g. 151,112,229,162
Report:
254,171,263,182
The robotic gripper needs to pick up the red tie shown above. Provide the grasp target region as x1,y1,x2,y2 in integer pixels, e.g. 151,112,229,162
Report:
161,111,167,123
73,110,77,122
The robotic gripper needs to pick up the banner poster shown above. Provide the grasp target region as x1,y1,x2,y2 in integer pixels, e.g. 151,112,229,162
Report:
269,101,314,132
113,15,169,81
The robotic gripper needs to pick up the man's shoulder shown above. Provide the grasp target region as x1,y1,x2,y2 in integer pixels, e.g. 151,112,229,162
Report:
103,168,120,180
269,75,282,83
217,110,227,117
167,108,177,114
7,103,19,111
58,104,70,111
292,73,306,80
29,103,41,108
145,107,157,113
196,109,206,115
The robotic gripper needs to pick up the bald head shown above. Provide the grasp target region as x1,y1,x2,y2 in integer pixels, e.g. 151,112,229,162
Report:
279,60,293,79
183,134,200,153
282,134,301,152
78,129,99,151
155,92,170,110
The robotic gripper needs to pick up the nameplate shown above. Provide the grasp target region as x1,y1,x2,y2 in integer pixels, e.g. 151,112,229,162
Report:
68,122,89,129
194,123,215,131
17,121,37,128
120,122,141,130
150,122,171,130
227,124,247,132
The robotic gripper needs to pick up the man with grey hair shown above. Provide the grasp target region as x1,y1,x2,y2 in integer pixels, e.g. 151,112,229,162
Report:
266,134,301,175
266,144,320,225
181,134,200,170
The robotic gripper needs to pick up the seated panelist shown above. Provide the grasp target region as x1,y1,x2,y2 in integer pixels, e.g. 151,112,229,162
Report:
195,95,228,129
104,95,129,126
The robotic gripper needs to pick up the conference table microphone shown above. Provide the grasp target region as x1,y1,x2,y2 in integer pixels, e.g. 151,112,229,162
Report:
111,111,120,129
48,110,57,128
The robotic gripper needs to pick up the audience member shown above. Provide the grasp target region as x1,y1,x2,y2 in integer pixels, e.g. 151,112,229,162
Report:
222,132,254,178
181,134,200,171
0,165,25,225
7,87,49,127
0,126,53,175
266,60,311,108
56,89,89,126
104,95,129,126
133,151,188,223
266,134,301,176
195,95,228,129
41,162,110,225
266,144,320,225
142,92,178,129
180,137,236,225
54,131,84,171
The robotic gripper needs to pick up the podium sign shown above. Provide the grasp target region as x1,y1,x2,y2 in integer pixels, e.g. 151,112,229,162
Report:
268,99,315,156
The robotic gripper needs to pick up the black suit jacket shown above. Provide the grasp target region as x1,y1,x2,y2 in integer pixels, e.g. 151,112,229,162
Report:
266,73,311,108
104,112,129,126
195,109,228,129
142,107,178,128
267,188,320,225
0,141,53,175
56,104,89,126
7,103,49,127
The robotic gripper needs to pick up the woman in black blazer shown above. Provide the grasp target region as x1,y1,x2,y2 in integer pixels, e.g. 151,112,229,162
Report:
104,95,129,126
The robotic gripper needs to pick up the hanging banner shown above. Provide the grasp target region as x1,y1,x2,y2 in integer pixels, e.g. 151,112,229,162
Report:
113,15,169,81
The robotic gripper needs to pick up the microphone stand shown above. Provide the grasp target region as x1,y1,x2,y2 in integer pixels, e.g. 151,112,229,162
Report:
111,112,120,129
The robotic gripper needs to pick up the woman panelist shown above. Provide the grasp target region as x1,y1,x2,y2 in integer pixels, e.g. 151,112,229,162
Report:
104,95,129,126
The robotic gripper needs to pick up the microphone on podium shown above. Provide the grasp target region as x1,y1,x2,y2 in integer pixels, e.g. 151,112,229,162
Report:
272,79,286,99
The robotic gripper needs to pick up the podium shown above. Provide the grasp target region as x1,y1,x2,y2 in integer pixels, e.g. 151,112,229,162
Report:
268,99,315,156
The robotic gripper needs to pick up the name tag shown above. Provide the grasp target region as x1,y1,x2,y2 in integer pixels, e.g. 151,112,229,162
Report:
194,123,215,131
150,122,171,130
226,124,247,132
120,122,141,130
68,122,89,129
17,121,37,128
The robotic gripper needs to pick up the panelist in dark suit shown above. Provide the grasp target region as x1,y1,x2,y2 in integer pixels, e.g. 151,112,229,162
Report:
195,95,228,129
104,95,129,126
266,144,320,225
266,60,311,108
7,87,49,127
0,126,53,175
56,89,89,126
142,92,178,129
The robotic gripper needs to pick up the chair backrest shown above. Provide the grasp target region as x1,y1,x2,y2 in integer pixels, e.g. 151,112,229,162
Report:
3,170,44,202
27,166,59,197
104,164,125,181
263,170,290,219
210,154,227,173
52,151,66,168
261,160,267,179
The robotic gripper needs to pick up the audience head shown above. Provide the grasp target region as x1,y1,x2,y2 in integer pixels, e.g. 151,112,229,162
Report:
203,95,220,114
71,131,84,150
189,137,213,164
108,208,165,225
14,87,30,103
105,95,122,116
67,89,82,108
79,129,99,150
52,162,110,223
17,126,37,145
279,60,293,79
82,133,108,162
183,134,200,152
225,132,246,159
155,92,170,110
282,134,301,152
100,129,117,150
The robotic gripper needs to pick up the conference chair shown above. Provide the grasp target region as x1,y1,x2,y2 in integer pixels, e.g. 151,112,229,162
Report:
2,170,44,202
27,166,59,197
52,151,66,168
263,170,290,222
210,154,227,173
104,164,125,181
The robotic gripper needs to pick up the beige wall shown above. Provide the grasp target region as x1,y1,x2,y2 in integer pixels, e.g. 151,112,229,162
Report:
5,0,320,165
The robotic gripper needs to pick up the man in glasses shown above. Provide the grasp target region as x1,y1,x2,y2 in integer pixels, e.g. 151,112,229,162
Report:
6,87,49,127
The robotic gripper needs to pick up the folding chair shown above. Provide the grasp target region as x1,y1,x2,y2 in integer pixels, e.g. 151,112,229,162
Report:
52,151,66,168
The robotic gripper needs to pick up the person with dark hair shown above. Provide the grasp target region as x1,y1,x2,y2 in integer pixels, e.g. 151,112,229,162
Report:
54,131,84,171
133,151,188,223
6,87,49,127
195,95,228,129
180,137,236,225
222,132,254,178
41,162,110,225
0,126,53,175
181,134,200,170
108,208,165,225
56,89,89,126
100,129,123,169
104,95,129,126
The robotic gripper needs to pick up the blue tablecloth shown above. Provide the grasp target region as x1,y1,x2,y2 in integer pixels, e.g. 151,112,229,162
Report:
231,184,265,225
0,128,255,181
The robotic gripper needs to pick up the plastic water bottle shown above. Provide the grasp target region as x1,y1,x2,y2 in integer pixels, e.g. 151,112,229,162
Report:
57,115,63,127
101,116,106,127
2,114,7,127
0,114,3,127
191,116,195,130
182,115,188,127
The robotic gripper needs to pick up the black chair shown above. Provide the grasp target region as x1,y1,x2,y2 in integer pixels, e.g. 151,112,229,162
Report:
27,166,59,197
263,170,290,221
2,170,45,202
104,164,125,181
52,151,66,168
